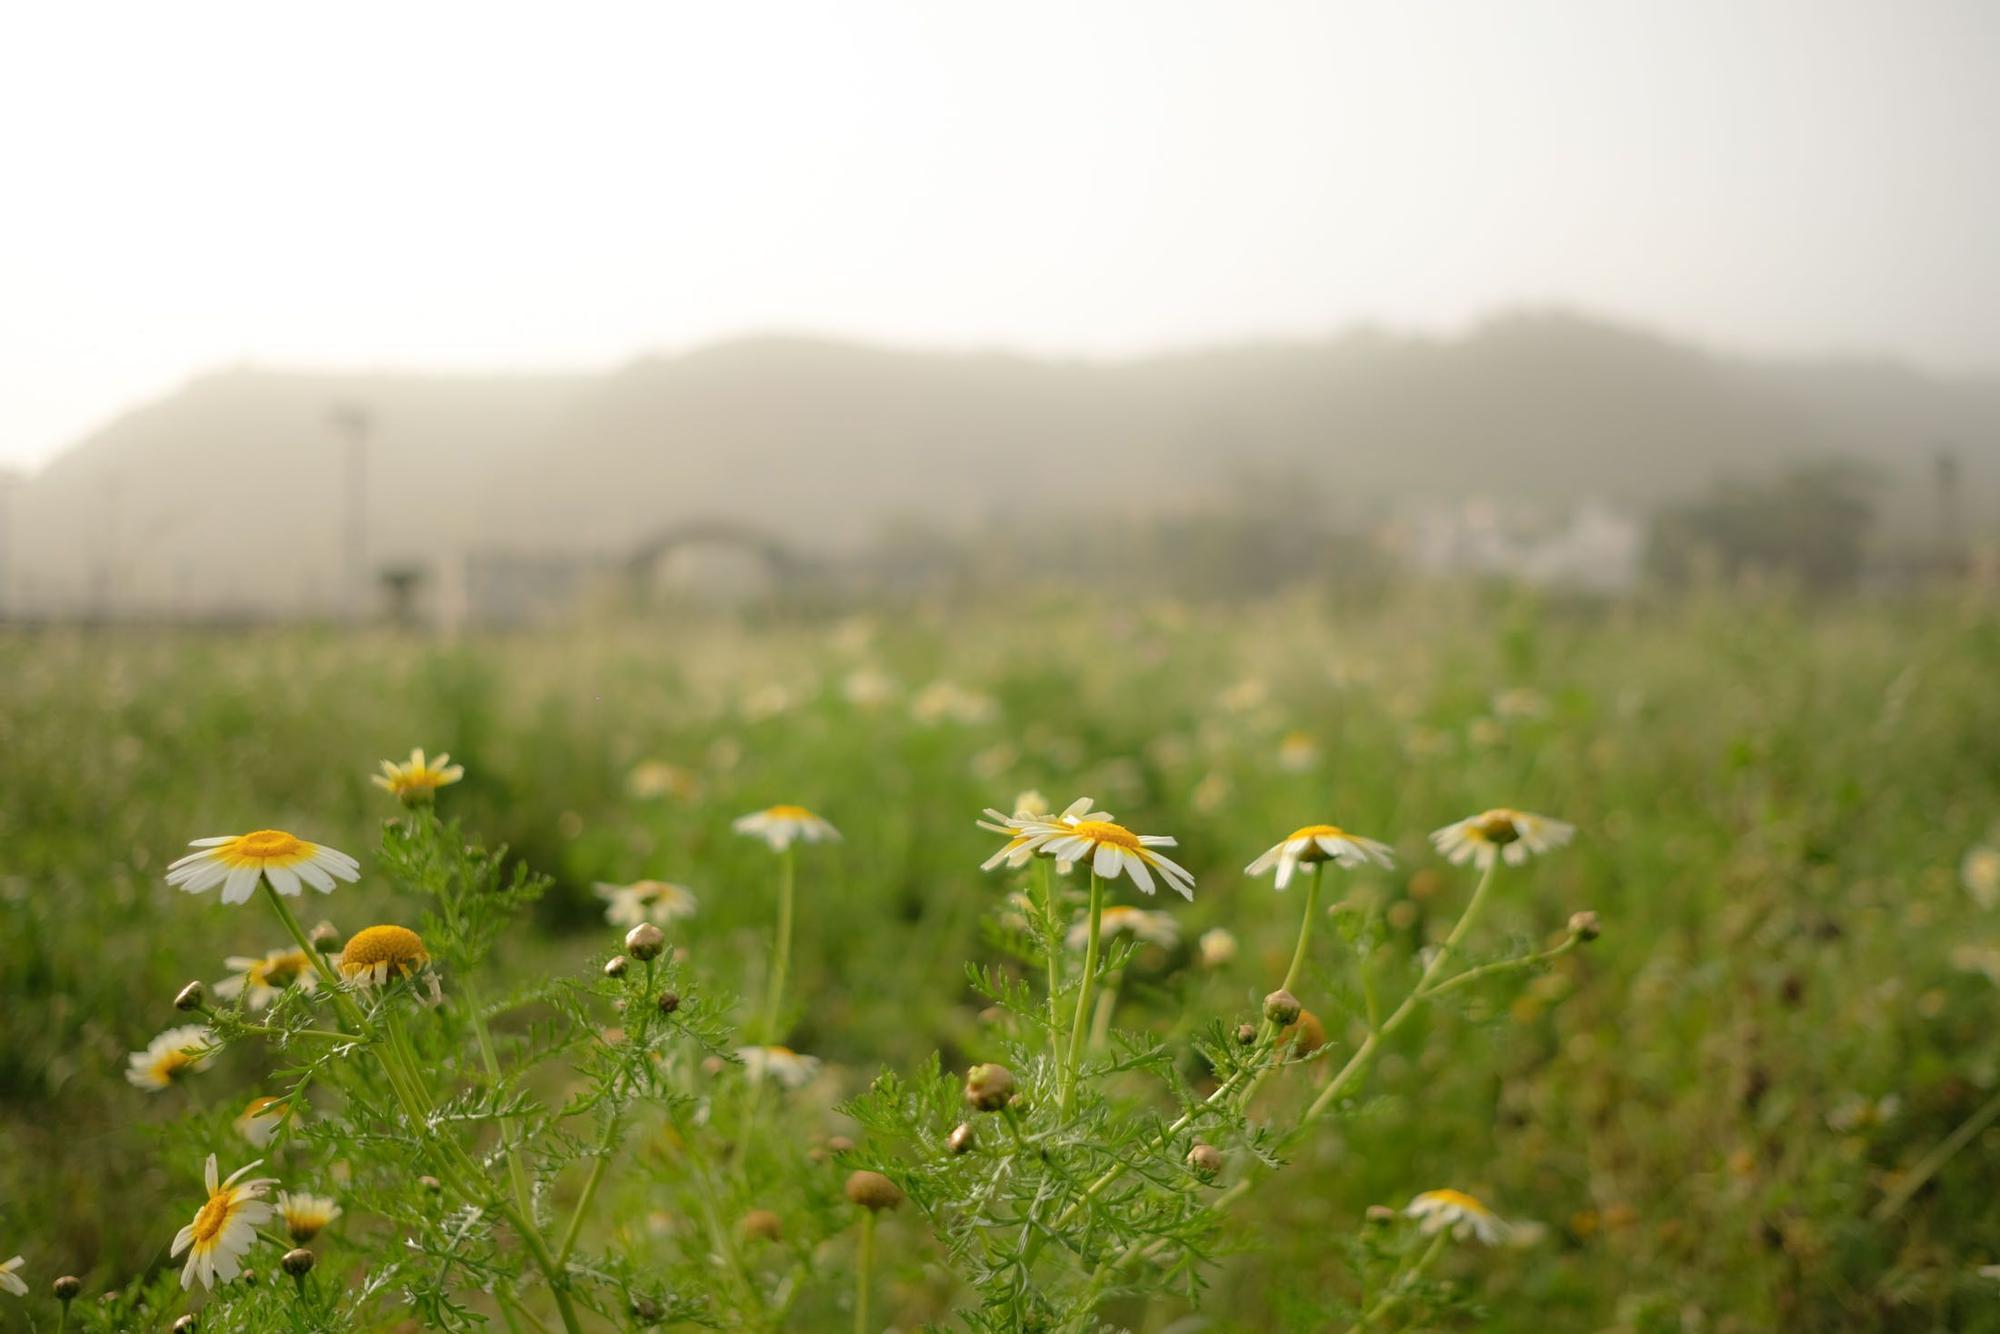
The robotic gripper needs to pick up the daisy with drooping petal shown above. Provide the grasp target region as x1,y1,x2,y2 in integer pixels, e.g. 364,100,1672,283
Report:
1067,904,1180,950
335,924,431,989
277,1191,341,1243
1405,1189,1508,1244
1430,809,1575,870
1245,824,1396,889
235,1095,294,1148
1034,801,1196,900
170,1154,276,1290
594,879,698,929
213,946,320,1010
733,806,841,852
977,796,1088,871
372,748,465,803
167,831,360,905
126,1025,218,1091
737,1045,821,1089
0,1256,23,1297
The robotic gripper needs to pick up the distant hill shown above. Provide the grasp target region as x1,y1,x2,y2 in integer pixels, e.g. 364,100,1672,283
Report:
5,311,1996,617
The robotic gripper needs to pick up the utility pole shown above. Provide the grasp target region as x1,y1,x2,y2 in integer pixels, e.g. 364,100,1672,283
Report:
329,403,373,621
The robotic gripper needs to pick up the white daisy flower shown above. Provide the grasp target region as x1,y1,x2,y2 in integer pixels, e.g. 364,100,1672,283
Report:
1199,927,1238,968
1067,904,1180,951
126,1024,218,1091
235,1095,293,1148
593,879,699,929
334,925,431,989
737,1045,821,1089
166,830,360,905
1245,823,1396,889
0,1256,23,1297
213,946,320,1010
371,748,464,803
1430,809,1575,869
170,1154,276,1290
1032,800,1196,900
732,805,841,852
977,796,1090,871
1405,1189,1508,1245
276,1191,341,1243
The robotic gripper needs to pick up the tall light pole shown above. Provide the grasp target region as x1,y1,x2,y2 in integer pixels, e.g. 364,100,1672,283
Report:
329,403,373,621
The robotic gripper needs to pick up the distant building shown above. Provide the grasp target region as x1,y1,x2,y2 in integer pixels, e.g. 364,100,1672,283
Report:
1394,498,1643,591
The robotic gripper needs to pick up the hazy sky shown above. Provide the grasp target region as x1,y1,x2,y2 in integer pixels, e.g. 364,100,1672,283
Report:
3,1,1997,470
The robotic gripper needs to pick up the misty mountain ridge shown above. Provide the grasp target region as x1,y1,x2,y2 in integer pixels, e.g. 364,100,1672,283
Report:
5,310,1995,617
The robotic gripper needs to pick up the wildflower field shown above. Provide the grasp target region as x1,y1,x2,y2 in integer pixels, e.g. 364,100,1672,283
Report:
2,584,1998,1331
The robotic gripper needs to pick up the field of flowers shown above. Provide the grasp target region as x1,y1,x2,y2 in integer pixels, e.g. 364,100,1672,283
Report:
2,583,1998,1331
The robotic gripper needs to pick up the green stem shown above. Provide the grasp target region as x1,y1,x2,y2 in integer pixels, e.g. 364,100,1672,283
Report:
1873,1081,2000,1221
763,846,797,1043
462,974,538,1224
1061,872,1104,1116
1351,1229,1450,1331
855,1210,877,1334
1279,867,1323,997
1036,858,1062,1072
557,1111,620,1265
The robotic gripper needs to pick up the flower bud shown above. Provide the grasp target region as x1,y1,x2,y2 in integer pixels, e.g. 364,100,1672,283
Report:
656,992,680,1016
964,1063,1017,1112
239,1269,258,1286
1235,1023,1257,1046
174,980,206,1012
631,1296,665,1323
1263,988,1302,1026
309,921,342,953
844,1170,905,1212
1365,1204,1396,1225
53,1276,82,1301
738,1209,783,1242
1186,1143,1222,1177
419,1175,442,1195
1199,927,1238,968
603,955,629,979
281,1248,315,1278
826,1135,855,1154
1568,910,1601,942
174,1316,199,1333
946,1122,976,1155
624,922,666,962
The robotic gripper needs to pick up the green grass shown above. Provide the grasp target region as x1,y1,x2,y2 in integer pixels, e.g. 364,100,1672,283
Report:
3,582,1998,1329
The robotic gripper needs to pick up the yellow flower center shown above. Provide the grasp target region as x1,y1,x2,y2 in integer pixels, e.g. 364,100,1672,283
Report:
252,951,309,988
1473,812,1521,846
1289,824,1344,841
190,1190,234,1245
155,1050,197,1081
1423,1188,1491,1215
765,804,815,819
769,1045,797,1057
223,830,309,864
339,924,429,976
1070,820,1142,851
244,1095,282,1118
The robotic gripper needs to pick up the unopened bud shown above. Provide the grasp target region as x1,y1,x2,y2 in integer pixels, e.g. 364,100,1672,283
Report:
1568,910,1601,942
1186,1143,1222,1176
1263,988,1302,1026
419,1175,442,1195
53,1276,82,1301
826,1135,855,1154
1235,1023,1257,1046
309,921,342,953
624,922,666,962
656,991,680,1015
630,1296,665,1323
946,1122,976,1155
173,1317,198,1334
603,955,629,979
964,1063,1017,1112
1365,1204,1396,1225
239,1269,257,1286
844,1170,905,1212
281,1248,315,1278
739,1209,783,1242
174,980,206,1012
